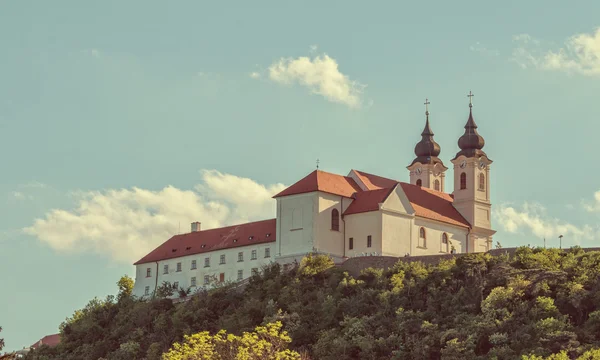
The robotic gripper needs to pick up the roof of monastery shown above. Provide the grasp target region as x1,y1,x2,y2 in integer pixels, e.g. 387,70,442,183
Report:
134,219,276,265
31,334,60,349
275,169,470,228
273,170,362,198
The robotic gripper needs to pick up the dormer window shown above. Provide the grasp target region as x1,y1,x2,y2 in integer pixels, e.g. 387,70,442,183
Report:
266,233,271,238
248,236,254,240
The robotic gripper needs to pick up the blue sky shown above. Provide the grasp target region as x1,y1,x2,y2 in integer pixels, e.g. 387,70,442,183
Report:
2,0,600,352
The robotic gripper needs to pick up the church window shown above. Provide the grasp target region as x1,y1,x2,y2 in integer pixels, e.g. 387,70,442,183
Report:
349,237,354,250
416,179,422,187
237,270,243,280
220,254,226,264
176,262,182,272
264,248,270,258
238,252,244,262
204,257,210,267
442,233,449,253
331,209,340,231
146,268,151,277
251,250,257,260
163,264,169,274
460,172,467,190
191,277,196,287
367,235,372,248
434,179,440,191
419,227,426,248
479,173,485,191
204,275,210,285
191,260,197,270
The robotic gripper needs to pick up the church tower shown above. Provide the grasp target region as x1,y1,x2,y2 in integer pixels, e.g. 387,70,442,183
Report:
407,99,448,191
450,92,496,252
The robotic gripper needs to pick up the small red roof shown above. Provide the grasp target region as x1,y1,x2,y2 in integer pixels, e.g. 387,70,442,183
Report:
273,170,362,199
31,334,60,349
344,188,395,215
134,219,276,265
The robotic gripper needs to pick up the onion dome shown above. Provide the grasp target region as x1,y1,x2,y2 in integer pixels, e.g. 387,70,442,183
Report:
409,99,445,167
452,93,488,160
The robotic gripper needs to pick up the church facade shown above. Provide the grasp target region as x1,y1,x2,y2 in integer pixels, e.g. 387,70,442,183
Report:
132,98,495,298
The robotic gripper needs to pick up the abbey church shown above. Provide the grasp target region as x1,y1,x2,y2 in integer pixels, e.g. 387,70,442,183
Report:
132,96,495,298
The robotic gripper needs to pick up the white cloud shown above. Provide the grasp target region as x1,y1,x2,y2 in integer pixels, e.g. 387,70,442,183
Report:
23,170,286,264
469,42,499,57
511,28,600,76
249,71,261,79
582,190,600,212
495,202,595,244
12,191,26,200
267,53,365,109
19,181,48,189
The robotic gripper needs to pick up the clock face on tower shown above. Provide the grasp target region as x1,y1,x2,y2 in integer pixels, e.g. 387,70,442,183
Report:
415,168,422,175
479,162,486,169
460,160,466,169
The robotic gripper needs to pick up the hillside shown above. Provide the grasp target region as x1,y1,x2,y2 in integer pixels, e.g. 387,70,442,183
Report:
25,247,600,359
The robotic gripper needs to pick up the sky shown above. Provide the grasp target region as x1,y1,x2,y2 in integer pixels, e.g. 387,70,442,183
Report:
1,0,600,352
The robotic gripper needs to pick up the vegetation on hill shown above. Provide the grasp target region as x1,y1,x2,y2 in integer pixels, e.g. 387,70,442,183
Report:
0,326,4,352
24,247,600,359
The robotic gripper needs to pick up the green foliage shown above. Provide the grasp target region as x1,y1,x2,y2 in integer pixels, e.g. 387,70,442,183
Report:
116,275,134,300
24,247,600,360
0,325,4,352
162,321,302,359
297,253,334,277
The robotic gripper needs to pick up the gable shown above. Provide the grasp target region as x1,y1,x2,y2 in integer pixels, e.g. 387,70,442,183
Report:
381,184,414,215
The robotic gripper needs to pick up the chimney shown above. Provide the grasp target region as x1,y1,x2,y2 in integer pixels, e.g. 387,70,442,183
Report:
191,222,201,232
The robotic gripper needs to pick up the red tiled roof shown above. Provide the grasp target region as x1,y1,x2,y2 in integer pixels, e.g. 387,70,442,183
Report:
352,170,398,190
31,334,60,349
351,170,470,228
273,170,362,198
400,183,470,228
343,188,395,215
134,219,276,265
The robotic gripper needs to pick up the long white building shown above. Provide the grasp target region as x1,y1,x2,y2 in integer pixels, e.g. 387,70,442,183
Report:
132,100,496,298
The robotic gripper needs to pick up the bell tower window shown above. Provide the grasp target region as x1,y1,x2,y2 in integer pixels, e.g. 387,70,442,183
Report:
434,179,440,191
416,179,422,187
479,173,485,191
331,209,340,231
460,172,466,190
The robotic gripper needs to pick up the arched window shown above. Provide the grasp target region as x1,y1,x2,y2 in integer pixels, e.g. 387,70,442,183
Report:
331,208,339,231
419,227,426,248
416,179,422,187
434,179,440,191
479,173,485,191
442,233,449,253
460,172,467,190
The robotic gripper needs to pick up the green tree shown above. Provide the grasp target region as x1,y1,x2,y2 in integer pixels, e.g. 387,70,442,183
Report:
0,325,5,352
162,321,302,360
117,275,134,300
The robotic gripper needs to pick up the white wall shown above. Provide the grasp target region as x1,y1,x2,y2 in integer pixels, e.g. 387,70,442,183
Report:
313,192,352,259
132,242,275,298
344,211,382,257
412,217,468,256
275,192,319,263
